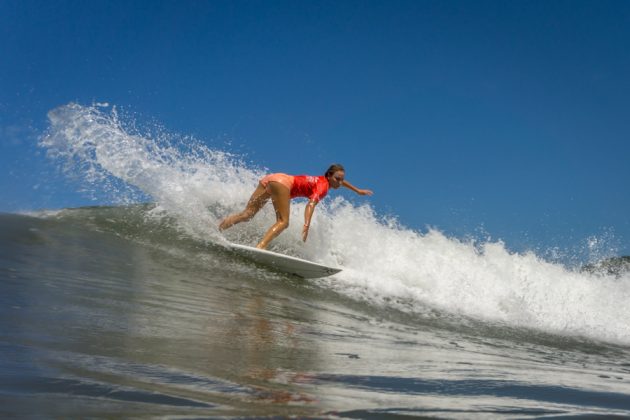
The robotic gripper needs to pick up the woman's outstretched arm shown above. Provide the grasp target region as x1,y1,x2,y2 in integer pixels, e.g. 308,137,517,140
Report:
341,180,373,196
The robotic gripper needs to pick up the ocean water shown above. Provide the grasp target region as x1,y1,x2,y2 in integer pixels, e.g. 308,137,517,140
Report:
2,103,630,418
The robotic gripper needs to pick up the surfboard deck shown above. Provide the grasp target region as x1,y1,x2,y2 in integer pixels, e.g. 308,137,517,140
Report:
228,243,342,279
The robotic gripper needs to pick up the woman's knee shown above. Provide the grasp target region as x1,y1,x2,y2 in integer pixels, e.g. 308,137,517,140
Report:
276,219,289,231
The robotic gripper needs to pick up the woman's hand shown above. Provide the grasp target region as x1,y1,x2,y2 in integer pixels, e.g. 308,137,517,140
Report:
302,224,310,242
341,180,373,196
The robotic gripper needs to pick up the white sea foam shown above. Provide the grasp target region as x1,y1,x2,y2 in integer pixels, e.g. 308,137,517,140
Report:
41,103,630,345
317,206,630,344
41,103,262,242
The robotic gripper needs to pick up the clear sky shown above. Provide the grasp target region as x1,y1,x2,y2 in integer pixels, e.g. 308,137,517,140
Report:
1,0,629,257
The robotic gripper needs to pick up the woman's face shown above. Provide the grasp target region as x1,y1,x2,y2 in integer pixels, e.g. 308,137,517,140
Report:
328,170,345,189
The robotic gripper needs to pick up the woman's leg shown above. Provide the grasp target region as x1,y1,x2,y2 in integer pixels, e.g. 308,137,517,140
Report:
256,182,291,249
219,183,270,231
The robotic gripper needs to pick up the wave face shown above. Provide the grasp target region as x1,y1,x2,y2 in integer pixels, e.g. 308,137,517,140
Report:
40,103,630,346
4,208,630,418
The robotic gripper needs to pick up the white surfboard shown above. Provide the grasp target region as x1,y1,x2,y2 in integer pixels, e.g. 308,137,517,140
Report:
228,243,341,279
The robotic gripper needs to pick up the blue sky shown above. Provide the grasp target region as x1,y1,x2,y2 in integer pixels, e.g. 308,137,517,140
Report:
1,0,629,257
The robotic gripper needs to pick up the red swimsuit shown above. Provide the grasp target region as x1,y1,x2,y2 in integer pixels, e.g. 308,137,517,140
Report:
290,175,329,201
260,173,329,202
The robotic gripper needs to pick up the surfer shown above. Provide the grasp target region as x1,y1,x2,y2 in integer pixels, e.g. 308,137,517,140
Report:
219,164,373,249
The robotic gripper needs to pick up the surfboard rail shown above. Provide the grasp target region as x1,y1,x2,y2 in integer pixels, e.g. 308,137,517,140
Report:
228,243,342,279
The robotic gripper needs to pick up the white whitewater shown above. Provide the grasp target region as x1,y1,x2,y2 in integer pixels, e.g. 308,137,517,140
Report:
41,103,630,345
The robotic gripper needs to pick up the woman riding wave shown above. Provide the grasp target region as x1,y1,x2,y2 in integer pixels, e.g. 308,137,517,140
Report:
219,164,373,249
